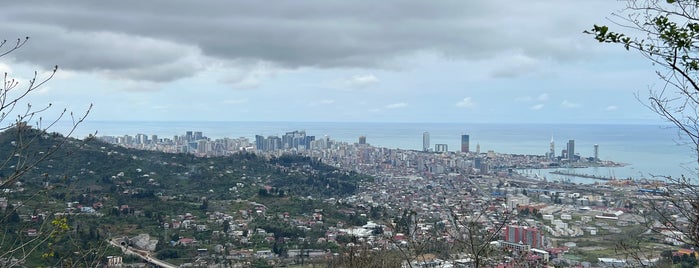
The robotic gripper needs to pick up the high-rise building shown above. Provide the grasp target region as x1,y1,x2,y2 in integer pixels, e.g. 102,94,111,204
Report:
255,135,265,151
136,133,148,144
461,134,470,153
435,144,448,153
359,136,366,145
549,137,555,160
567,139,575,161
305,135,315,149
282,130,307,149
594,144,599,161
504,225,545,249
194,131,203,141
267,136,282,151
197,140,209,154
422,132,430,152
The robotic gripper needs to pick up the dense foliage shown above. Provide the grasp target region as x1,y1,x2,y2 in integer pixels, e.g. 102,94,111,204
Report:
0,128,369,266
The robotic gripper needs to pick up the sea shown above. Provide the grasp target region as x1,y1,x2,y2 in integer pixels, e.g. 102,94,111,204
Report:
51,121,698,184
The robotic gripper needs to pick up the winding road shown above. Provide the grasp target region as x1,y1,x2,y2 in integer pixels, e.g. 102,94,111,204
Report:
108,239,177,268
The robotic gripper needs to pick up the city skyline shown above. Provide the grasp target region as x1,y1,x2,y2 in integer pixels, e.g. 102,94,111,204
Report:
0,1,665,124
111,128,593,165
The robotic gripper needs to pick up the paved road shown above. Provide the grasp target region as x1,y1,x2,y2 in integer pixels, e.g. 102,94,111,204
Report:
108,239,178,268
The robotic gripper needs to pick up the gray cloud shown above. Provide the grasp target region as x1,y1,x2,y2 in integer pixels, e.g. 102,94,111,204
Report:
0,23,203,82
0,0,613,83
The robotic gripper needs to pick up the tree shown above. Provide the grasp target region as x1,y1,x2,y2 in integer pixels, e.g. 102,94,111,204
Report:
586,0,699,165
586,0,699,254
0,37,93,267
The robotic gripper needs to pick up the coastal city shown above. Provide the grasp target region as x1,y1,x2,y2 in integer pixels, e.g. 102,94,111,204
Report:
94,130,678,267
4,1,699,267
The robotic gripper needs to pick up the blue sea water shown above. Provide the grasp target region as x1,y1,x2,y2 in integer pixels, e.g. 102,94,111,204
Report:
53,121,698,182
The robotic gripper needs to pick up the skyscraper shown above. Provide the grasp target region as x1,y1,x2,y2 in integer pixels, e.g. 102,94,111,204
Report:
193,131,203,141
549,137,555,160
358,136,366,145
594,144,599,161
567,139,575,161
255,135,265,151
282,130,307,149
461,134,470,153
422,132,430,152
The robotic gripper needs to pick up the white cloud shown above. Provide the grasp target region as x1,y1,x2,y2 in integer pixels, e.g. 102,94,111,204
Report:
0,63,14,76
515,93,548,103
561,100,581,108
530,104,544,110
605,105,618,111
385,102,407,109
456,97,475,108
345,74,380,88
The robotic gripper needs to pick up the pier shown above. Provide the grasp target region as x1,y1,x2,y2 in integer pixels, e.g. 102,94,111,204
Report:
549,170,616,181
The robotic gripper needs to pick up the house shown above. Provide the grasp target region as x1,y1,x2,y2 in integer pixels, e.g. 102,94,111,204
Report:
178,237,196,246
81,206,96,213
106,256,123,267
26,229,37,237
256,249,275,259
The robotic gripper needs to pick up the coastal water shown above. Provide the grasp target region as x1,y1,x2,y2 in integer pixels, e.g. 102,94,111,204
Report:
53,121,698,182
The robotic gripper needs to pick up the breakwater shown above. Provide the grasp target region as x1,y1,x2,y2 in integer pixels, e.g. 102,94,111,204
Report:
549,170,616,181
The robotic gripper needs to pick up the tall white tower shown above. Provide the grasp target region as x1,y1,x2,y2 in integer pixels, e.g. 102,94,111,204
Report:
423,132,430,152
594,144,599,161
549,136,555,160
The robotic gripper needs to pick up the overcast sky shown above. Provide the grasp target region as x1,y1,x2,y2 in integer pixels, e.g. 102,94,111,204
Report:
0,1,666,124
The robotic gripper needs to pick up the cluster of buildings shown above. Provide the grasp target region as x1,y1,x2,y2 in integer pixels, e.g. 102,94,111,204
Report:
421,132,471,154
92,128,682,266
255,130,316,151
98,131,252,156
100,129,599,168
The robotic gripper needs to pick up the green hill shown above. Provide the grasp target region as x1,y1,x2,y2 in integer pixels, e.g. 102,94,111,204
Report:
0,127,371,267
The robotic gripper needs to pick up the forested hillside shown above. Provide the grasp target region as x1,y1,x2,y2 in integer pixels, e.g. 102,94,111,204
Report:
0,127,370,266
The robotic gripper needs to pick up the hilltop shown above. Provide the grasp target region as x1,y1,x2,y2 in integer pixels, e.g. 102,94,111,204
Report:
0,127,371,267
